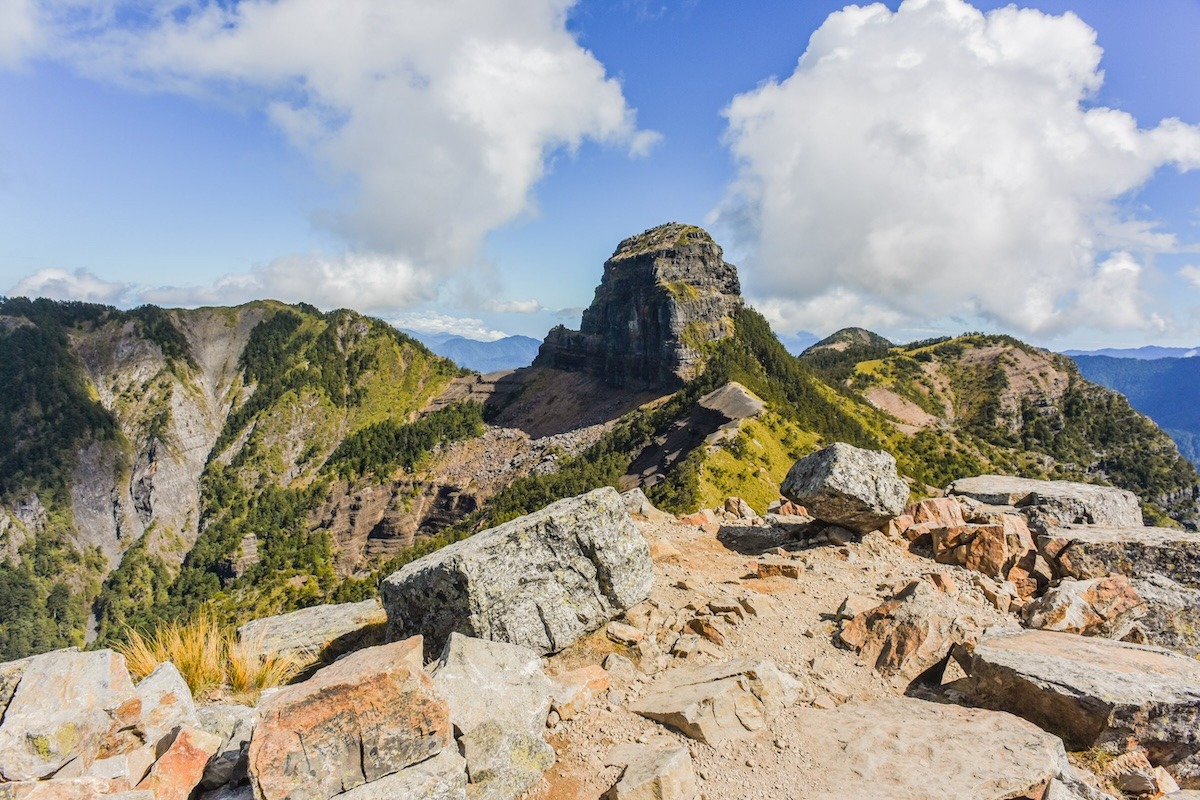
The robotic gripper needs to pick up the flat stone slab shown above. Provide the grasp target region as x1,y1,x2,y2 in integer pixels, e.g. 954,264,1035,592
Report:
964,630,1200,783
236,599,387,661
630,658,800,745
787,697,1099,800
948,476,1141,528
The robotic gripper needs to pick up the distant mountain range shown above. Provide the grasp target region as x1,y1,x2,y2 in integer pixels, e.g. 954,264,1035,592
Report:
1070,353,1200,466
1064,345,1200,359
400,330,542,373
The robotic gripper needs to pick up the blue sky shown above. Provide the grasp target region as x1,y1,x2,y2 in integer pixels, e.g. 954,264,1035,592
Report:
2,0,1199,351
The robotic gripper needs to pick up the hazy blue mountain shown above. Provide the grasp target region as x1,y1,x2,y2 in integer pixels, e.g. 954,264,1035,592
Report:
1072,355,1200,466
401,330,542,372
778,330,820,355
1064,345,1200,359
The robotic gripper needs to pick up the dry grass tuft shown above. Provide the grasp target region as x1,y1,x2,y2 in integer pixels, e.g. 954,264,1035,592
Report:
118,611,303,704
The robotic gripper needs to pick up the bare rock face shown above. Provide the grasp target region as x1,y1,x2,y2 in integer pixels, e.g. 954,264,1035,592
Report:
947,475,1143,529
534,223,742,390
381,488,653,656
430,633,553,740
781,443,909,534
963,629,1200,785
247,637,451,800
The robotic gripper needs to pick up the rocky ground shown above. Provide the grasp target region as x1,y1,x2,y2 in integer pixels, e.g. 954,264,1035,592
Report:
6,445,1200,800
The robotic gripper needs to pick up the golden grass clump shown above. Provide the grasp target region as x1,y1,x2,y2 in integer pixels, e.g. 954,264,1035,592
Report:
118,610,303,703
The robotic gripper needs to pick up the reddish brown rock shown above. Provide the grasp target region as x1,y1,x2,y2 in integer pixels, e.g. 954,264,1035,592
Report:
135,725,222,800
680,509,720,534
247,637,450,800
932,515,1037,589
838,580,991,683
550,665,610,722
906,498,966,529
886,514,915,539
1022,576,1147,638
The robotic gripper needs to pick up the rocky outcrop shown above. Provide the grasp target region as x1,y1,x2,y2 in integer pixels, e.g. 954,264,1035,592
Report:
1039,525,1200,655
430,634,553,740
781,443,909,534
963,630,1200,784
533,223,742,390
1021,576,1146,638
247,637,451,800
947,475,1143,529
381,488,653,656
837,576,997,684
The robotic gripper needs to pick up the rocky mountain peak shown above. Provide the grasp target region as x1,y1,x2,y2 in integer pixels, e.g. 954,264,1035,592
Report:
534,222,743,390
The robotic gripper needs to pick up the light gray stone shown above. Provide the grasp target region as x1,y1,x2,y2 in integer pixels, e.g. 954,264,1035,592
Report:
607,742,698,800
236,599,387,661
785,697,1114,800
621,488,675,524
780,443,909,534
334,749,467,800
630,658,800,745
382,487,653,656
134,662,199,751
964,629,1200,786
430,633,553,739
459,720,554,800
0,648,137,781
1040,525,1200,655
195,704,256,791
947,476,1142,528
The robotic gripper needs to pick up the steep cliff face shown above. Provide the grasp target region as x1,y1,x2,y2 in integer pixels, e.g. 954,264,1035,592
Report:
69,307,264,570
535,223,742,390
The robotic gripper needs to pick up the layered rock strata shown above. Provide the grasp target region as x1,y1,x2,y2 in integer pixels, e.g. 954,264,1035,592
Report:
534,223,742,390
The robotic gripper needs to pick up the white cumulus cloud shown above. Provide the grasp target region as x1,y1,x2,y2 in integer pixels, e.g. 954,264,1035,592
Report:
718,0,1200,337
389,312,509,342
10,268,133,305
139,252,433,312
12,0,656,309
1181,265,1200,289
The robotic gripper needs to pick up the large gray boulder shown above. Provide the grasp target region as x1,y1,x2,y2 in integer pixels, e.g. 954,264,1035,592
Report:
947,475,1142,528
964,629,1200,785
381,487,653,656
781,443,909,534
